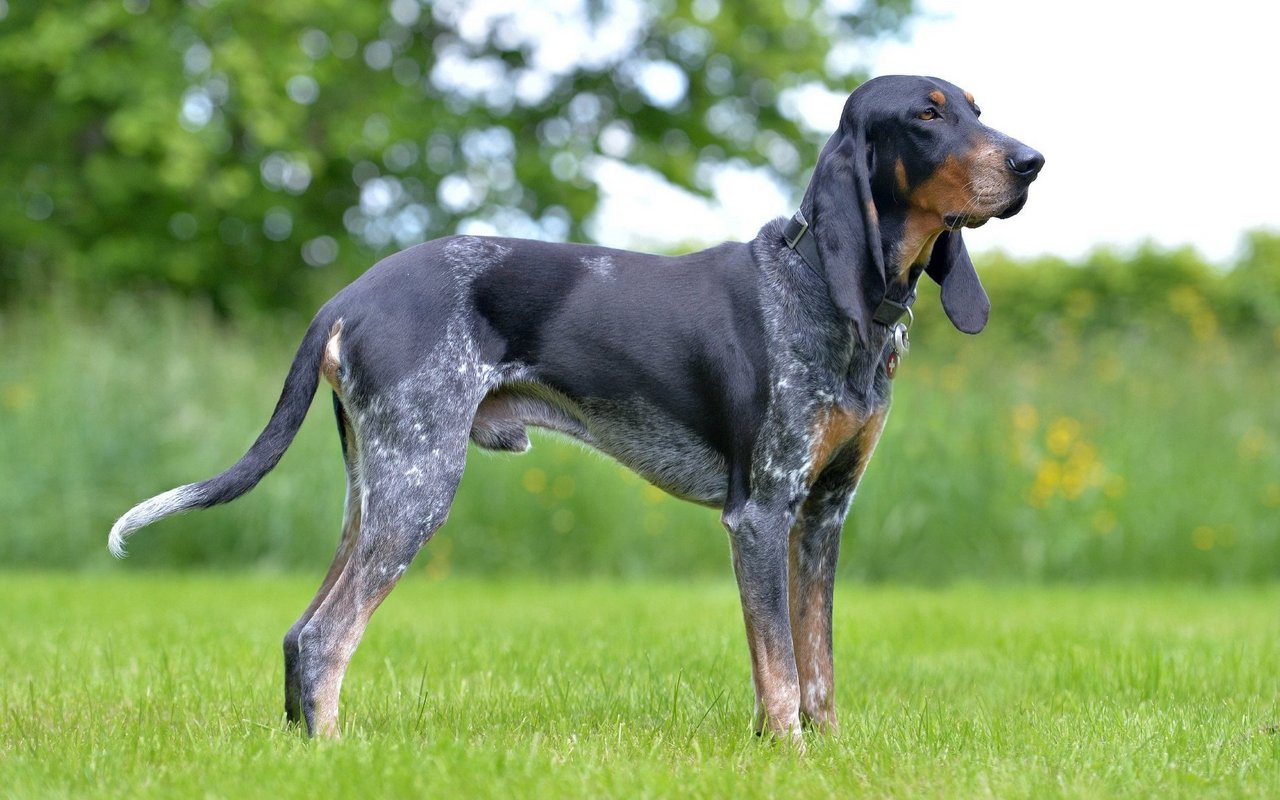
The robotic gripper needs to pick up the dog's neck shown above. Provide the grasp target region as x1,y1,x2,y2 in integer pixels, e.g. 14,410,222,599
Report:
880,204,945,289
795,180,940,308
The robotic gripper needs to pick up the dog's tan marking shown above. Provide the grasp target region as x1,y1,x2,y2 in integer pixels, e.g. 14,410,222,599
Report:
964,90,976,105
894,140,1002,277
321,319,344,391
851,409,887,482
913,152,976,216
741,613,804,745
894,220,943,281
306,576,398,738
928,89,947,106
895,157,909,194
788,541,836,732
809,406,864,479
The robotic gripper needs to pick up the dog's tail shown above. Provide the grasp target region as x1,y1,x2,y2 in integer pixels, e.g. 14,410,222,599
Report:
108,314,333,558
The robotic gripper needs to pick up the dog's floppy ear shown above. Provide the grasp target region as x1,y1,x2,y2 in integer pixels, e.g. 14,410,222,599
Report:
804,116,886,349
925,230,989,334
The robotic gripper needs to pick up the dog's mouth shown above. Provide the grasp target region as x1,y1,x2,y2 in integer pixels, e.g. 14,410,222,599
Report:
944,190,1030,230
995,190,1029,219
943,213,988,230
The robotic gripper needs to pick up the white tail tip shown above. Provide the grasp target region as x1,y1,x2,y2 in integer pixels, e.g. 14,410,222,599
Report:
107,518,132,559
107,484,203,559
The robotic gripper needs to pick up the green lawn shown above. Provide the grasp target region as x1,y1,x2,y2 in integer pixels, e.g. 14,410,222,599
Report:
1,573,1277,798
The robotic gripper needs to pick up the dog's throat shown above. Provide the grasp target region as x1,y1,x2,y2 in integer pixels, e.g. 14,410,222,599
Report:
894,216,944,278
782,209,919,331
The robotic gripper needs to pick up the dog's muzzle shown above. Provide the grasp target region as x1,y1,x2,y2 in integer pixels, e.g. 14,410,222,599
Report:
995,191,1029,220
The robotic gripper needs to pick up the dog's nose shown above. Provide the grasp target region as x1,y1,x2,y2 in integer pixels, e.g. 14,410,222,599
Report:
1007,147,1045,180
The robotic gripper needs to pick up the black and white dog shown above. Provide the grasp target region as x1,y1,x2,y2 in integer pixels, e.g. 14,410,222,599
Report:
110,75,1042,742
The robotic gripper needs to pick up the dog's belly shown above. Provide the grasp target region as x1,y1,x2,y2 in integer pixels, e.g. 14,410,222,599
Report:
577,397,729,507
470,386,729,507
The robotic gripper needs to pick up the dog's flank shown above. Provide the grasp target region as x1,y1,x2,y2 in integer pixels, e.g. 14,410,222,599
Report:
107,75,1041,742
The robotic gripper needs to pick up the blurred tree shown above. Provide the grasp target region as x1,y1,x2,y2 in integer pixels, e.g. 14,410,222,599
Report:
1225,229,1280,328
0,0,913,311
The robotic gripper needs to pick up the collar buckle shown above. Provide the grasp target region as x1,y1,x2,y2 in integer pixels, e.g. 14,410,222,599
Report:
782,209,918,335
871,292,916,327
783,211,809,249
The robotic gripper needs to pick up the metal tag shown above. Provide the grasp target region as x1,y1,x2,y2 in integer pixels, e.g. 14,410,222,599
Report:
891,322,910,356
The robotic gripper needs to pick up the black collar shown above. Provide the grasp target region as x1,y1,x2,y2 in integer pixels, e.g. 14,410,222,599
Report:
782,210,916,327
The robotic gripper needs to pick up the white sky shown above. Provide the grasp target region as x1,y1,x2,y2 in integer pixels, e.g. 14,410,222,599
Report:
593,0,1280,263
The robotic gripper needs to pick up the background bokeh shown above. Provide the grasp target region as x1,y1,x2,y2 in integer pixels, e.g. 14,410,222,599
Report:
1,0,1276,581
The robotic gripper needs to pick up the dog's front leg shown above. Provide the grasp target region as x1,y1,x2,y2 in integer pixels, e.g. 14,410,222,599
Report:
724,499,803,745
787,484,851,734
788,411,885,732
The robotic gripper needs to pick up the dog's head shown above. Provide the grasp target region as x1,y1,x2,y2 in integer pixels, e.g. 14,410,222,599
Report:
801,75,1043,343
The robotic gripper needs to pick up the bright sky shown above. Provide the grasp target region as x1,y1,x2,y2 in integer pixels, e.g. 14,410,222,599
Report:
593,0,1280,264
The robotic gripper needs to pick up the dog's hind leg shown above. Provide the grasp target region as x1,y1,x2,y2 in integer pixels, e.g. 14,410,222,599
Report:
293,392,474,738
283,395,361,725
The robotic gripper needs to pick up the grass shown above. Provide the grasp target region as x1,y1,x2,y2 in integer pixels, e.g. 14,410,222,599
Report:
1,573,1278,798
1,293,1278,580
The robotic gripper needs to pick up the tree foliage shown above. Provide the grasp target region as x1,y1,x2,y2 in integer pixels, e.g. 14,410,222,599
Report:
0,0,914,311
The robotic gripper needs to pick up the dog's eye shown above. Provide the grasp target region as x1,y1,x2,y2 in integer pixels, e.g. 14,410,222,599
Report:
972,105,982,117
917,108,939,121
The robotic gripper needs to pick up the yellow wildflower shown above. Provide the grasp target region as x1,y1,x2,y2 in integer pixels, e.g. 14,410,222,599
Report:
522,468,547,493
1011,403,1039,433
1045,417,1080,457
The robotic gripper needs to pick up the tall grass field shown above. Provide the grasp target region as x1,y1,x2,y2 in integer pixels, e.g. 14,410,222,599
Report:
1,287,1276,580
1,573,1277,798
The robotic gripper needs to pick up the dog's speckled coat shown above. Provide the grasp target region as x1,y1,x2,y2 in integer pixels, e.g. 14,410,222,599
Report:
110,75,1042,743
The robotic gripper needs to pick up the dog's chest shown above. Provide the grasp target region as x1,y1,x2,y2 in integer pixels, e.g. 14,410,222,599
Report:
807,406,863,473
802,401,887,483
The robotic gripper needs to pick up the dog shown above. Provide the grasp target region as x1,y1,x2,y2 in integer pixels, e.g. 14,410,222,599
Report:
110,74,1042,743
